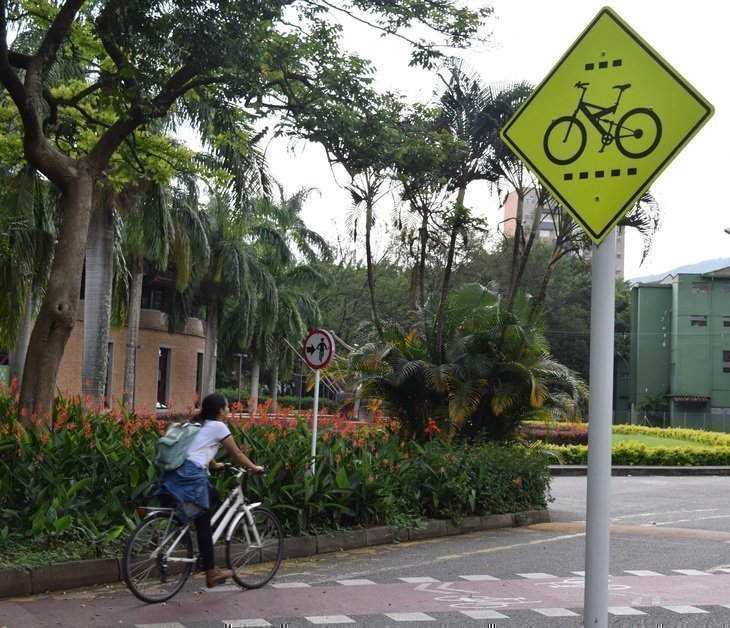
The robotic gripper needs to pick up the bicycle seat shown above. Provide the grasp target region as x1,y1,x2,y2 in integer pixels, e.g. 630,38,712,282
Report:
613,83,631,91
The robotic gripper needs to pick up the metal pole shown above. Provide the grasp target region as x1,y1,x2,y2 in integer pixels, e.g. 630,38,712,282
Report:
584,227,616,627
236,353,243,408
310,368,320,475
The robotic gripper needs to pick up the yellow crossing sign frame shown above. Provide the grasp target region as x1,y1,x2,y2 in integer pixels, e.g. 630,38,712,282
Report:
500,6,714,244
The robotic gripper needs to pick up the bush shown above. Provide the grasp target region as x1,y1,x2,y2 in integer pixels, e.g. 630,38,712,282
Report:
551,442,730,466
0,390,552,567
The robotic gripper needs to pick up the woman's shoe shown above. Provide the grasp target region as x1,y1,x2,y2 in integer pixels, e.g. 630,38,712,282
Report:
206,566,233,588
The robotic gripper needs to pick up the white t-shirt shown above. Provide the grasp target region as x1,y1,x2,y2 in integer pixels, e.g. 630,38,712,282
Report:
186,419,231,469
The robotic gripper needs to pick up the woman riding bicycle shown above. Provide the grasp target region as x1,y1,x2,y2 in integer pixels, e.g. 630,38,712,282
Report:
157,393,264,588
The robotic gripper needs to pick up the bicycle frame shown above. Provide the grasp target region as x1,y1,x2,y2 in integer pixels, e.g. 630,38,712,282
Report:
140,469,264,566
572,82,629,143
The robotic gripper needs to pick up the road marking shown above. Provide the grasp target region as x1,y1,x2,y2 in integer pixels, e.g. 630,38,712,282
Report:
672,569,711,576
385,612,436,622
663,605,710,614
608,607,647,615
459,574,500,581
305,616,355,624
517,572,556,579
533,608,580,617
399,576,439,583
271,582,311,588
625,570,664,577
222,621,273,627
461,610,510,619
336,579,377,585
533,521,730,542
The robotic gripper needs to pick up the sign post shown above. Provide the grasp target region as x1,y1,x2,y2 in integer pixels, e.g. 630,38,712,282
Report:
302,329,335,474
499,7,713,626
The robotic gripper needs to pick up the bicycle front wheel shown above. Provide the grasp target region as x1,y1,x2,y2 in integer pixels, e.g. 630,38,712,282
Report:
227,506,284,588
122,512,194,603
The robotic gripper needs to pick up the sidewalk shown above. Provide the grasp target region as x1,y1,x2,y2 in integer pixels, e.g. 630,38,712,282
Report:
0,509,550,599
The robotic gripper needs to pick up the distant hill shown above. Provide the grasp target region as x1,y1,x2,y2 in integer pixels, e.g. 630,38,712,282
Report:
628,258,730,284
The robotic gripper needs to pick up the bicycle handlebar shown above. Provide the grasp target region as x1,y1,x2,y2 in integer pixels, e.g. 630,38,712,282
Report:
221,462,266,477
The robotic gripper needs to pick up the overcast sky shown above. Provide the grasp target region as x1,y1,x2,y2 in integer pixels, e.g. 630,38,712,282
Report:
268,1,726,280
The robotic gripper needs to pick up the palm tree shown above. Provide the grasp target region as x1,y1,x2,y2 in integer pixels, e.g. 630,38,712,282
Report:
0,166,57,385
347,283,586,441
197,191,276,398
220,185,331,411
120,177,209,409
433,60,533,358
439,284,586,440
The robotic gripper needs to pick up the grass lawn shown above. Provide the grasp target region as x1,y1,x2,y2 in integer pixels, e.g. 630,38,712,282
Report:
612,433,706,448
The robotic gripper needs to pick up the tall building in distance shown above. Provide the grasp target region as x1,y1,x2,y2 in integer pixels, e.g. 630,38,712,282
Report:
501,189,625,279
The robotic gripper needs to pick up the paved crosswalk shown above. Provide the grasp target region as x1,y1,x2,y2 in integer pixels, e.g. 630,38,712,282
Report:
129,569,730,627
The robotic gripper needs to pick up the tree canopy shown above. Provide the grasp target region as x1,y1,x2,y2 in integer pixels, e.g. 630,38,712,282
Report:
0,0,491,426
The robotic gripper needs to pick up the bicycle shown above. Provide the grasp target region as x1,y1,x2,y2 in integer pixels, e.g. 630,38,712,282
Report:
543,81,662,165
122,464,284,603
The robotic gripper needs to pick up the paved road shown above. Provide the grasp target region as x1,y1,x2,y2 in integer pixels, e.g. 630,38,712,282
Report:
3,475,730,627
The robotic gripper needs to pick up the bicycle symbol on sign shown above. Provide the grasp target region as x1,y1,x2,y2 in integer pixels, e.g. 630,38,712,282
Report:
543,81,662,165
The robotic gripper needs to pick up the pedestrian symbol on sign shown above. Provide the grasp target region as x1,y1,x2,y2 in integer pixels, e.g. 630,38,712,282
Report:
302,329,334,370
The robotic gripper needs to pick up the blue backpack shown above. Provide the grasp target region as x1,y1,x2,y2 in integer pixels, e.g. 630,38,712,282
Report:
154,422,201,472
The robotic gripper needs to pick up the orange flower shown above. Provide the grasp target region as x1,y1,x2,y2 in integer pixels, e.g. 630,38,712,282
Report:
424,419,441,435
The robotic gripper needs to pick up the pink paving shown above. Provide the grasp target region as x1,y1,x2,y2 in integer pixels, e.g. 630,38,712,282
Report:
2,573,729,627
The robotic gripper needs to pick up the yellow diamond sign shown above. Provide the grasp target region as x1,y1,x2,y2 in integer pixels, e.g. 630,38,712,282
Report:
500,7,714,244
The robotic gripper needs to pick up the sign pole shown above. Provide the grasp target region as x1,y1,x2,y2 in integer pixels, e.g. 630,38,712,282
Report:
310,367,320,475
302,329,334,477
584,227,616,627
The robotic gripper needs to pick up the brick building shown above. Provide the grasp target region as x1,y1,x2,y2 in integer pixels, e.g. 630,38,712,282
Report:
55,305,206,413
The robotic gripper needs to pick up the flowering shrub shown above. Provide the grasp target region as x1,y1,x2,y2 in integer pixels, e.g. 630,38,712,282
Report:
0,387,552,564
519,421,588,446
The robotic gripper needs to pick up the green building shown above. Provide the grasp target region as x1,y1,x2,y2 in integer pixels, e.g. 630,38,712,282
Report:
630,269,730,431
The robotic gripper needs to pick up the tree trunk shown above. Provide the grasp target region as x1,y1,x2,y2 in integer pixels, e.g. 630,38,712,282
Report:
201,299,219,398
123,268,144,409
434,187,466,364
364,196,382,337
249,355,261,414
9,289,34,387
417,208,429,310
269,359,279,411
82,197,114,406
20,173,95,431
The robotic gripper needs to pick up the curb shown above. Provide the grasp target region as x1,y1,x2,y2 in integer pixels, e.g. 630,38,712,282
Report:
0,510,549,599
550,465,730,476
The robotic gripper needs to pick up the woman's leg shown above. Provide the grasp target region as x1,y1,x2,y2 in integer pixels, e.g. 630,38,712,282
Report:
194,510,215,571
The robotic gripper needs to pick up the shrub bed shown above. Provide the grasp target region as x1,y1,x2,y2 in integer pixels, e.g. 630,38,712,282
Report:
0,391,552,568
519,421,588,446
553,442,730,466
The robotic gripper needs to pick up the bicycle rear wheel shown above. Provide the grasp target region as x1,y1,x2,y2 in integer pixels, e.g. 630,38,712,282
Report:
227,506,283,588
122,512,194,603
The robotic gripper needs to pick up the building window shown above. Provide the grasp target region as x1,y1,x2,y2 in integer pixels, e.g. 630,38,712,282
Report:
157,347,171,409
690,315,708,327
691,281,708,294
141,288,167,311
724,351,730,373
724,317,730,327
